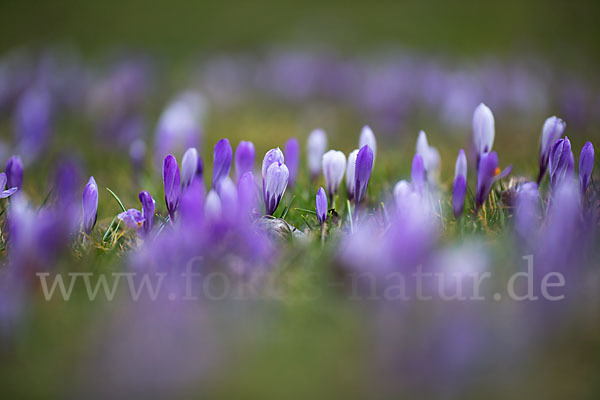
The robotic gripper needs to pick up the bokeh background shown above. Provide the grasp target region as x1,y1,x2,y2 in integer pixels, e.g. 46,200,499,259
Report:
1,1,600,398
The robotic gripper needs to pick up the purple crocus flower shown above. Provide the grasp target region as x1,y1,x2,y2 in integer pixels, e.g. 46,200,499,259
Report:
238,171,258,216
0,173,17,199
118,209,145,230
579,141,594,196
212,139,232,188
5,156,23,192
82,176,98,234
514,182,540,244
475,151,511,209
163,154,181,221
537,116,566,184
322,150,346,200
548,137,574,190
472,103,495,166
263,161,289,215
452,149,467,218
354,145,374,204
345,149,358,201
261,147,285,179
411,153,426,195
284,138,300,187
316,187,328,225
235,140,255,182
180,147,199,189
139,191,155,234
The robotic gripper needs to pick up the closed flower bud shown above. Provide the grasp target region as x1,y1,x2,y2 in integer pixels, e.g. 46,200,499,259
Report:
6,156,23,192
452,149,468,218
235,140,255,182
538,116,566,183
315,187,328,225
163,154,181,221
473,103,495,163
476,151,511,209
411,153,426,195
416,130,441,183
212,138,232,187
307,128,327,179
346,149,359,201
263,161,289,215
181,147,199,189
322,150,346,200
354,145,373,204
138,190,155,234
82,176,98,234
261,147,284,180
579,141,595,196
548,137,574,190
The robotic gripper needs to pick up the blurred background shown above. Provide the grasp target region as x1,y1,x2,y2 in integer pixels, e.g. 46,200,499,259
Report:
1,1,600,398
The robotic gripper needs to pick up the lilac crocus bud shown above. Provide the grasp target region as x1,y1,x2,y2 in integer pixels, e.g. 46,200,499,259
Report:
82,176,98,234
354,145,373,204
411,153,426,195
263,161,289,215
345,149,359,201
235,140,255,182
537,116,566,183
118,209,145,230
322,150,346,200
475,151,511,209
452,149,468,218
393,180,411,207
416,130,441,183
204,189,222,220
0,173,17,199
238,171,258,215
5,156,23,192
162,154,181,221
359,125,377,162
181,147,199,188
579,141,594,196
284,138,300,187
138,191,155,234
515,182,540,242
217,176,238,221
307,128,327,179
261,147,285,179
473,103,495,164
548,137,574,190
212,138,232,188
316,187,328,225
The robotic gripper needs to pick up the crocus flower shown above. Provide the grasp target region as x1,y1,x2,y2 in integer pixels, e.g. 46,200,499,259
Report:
181,147,199,189
316,187,328,225
359,125,377,162
354,145,373,204
537,116,566,183
163,154,181,220
5,156,23,192
284,138,300,187
261,147,285,179
118,209,145,230
514,182,540,243
548,137,574,190
139,191,155,234
452,149,467,218
411,153,426,195
307,128,327,179
212,138,232,187
322,150,346,200
204,189,222,220
0,173,17,199
393,180,411,207
82,176,98,234
238,171,258,216
579,141,594,196
235,140,255,182
416,130,441,184
263,161,289,215
472,103,495,165
345,149,359,201
475,151,511,209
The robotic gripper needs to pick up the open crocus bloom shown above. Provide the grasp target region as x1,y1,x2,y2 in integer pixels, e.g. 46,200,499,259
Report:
0,172,18,198
118,209,145,230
